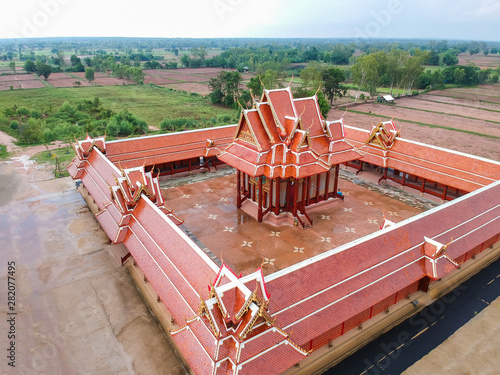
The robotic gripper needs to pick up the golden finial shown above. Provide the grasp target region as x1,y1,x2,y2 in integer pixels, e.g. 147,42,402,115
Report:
259,75,265,90
314,82,322,96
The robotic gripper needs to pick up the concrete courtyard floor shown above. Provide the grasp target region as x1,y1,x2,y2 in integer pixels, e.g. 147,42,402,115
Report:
161,169,424,277
0,159,187,374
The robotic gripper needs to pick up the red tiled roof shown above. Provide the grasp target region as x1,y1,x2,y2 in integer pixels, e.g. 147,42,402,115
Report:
171,325,215,374
237,339,307,374
69,128,500,375
218,88,361,179
264,179,500,347
106,125,236,169
345,125,500,191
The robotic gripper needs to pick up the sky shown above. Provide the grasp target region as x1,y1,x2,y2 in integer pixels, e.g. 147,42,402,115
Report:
1,0,500,41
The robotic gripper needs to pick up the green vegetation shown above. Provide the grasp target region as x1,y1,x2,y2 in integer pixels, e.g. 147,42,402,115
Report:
160,114,235,132
0,85,236,129
0,144,9,158
1,96,144,144
31,146,75,177
208,71,246,108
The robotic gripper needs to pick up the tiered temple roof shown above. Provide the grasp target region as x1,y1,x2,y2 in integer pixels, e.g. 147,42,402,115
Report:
171,264,308,374
216,88,361,179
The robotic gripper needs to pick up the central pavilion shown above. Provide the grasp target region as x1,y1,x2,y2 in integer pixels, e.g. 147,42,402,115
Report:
212,87,361,227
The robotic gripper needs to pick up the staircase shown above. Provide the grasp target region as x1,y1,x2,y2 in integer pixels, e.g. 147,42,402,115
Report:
297,212,312,229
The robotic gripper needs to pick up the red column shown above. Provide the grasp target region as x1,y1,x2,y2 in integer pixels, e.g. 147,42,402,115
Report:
421,178,426,193
237,170,242,208
258,177,263,222
301,178,307,212
333,165,339,198
325,169,331,200
275,178,280,216
315,174,320,203
269,179,273,212
306,176,311,206
293,179,298,216
442,185,448,201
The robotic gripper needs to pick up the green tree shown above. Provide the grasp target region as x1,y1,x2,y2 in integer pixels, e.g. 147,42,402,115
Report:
24,59,36,73
454,68,466,84
85,67,95,83
441,50,459,66
386,49,407,95
181,54,191,68
8,61,15,73
329,44,354,65
191,46,207,64
300,63,322,90
321,66,347,105
247,76,264,97
35,61,52,81
70,54,81,66
432,70,444,88
400,54,425,94
55,51,65,67
208,71,242,108
351,54,379,100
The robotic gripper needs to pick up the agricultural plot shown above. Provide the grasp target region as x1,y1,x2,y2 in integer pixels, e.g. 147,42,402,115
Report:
329,84,500,161
143,67,254,94
143,75,178,85
91,77,132,86
0,73,45,91
46,72,92,88
0,67,252,94
431,88,500,104
49,79,92,88
457,52,500,68
71,71,110,78
0,79,45,90
167,82,211,95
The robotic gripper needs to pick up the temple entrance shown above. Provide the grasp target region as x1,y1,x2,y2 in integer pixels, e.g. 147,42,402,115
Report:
236,165,342,227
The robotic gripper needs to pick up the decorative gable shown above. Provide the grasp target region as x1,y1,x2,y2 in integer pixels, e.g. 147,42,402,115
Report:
365,120,400,149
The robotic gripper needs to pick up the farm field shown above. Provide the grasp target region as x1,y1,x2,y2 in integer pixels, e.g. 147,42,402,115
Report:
0,67,253,95
0,85,237,127
329,83,500,161
457,52,500,68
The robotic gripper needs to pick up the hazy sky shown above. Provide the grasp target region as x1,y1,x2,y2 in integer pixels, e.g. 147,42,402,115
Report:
1,0,499,41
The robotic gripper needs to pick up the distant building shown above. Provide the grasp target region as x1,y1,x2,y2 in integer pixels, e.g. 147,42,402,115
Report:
378,94,395,103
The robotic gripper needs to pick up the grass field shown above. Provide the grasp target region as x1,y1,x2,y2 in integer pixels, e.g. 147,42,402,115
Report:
31,146,75,177
0,144,8,158
0,85,238,126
